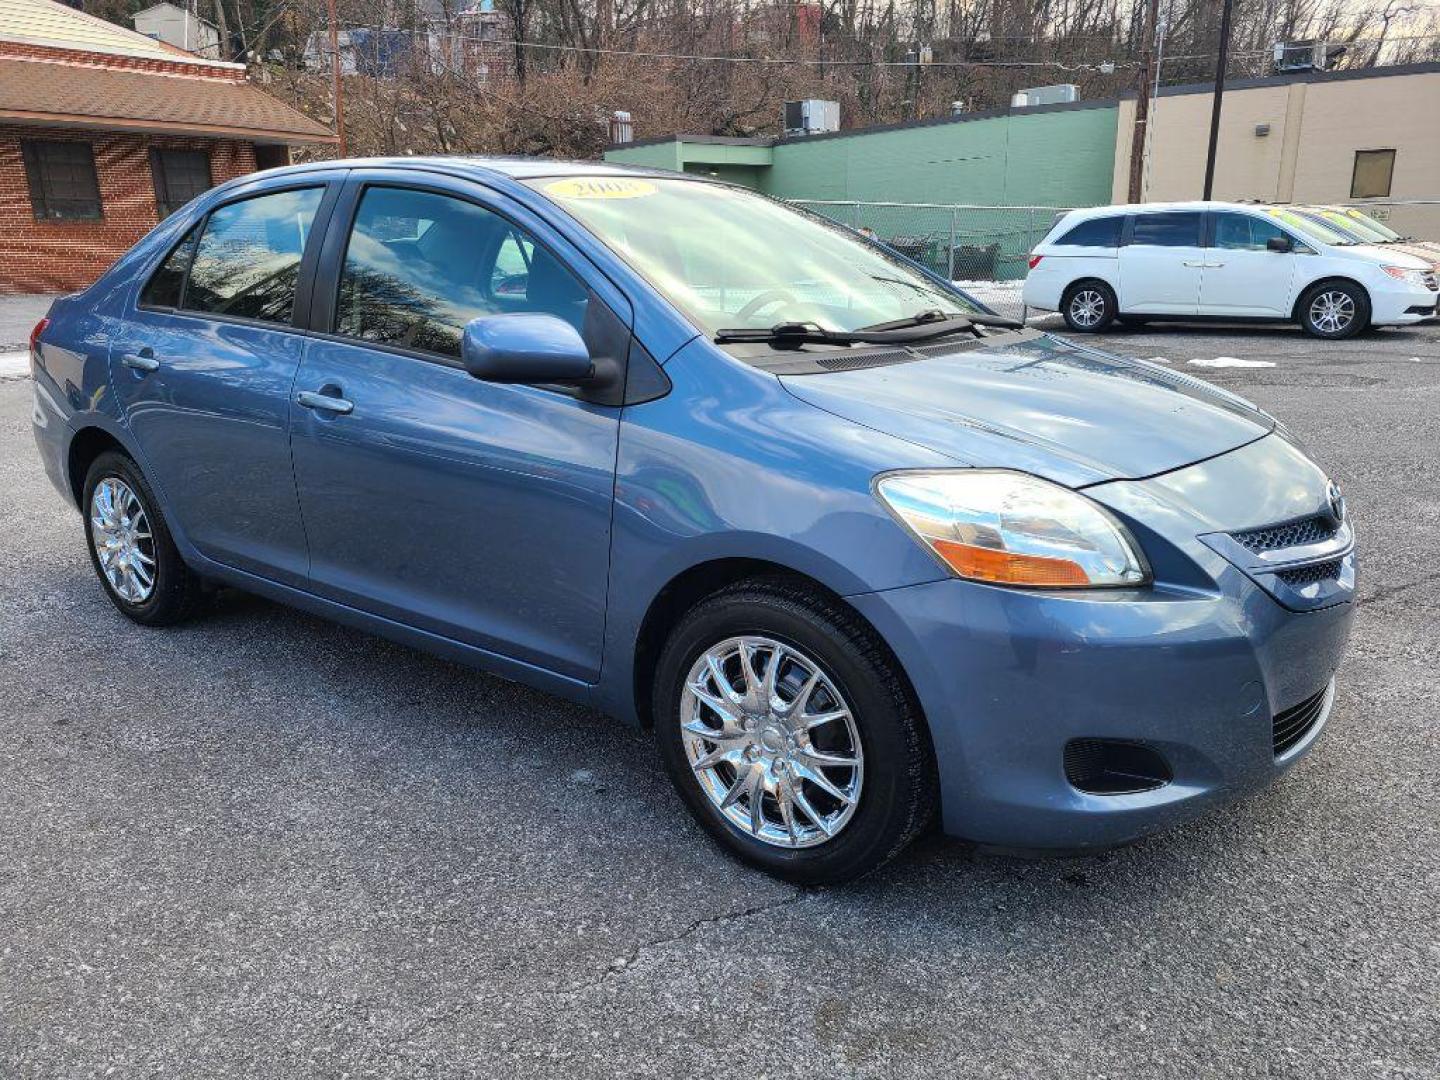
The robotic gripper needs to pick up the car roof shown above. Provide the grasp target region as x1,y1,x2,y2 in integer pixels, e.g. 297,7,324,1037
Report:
243,155,686,184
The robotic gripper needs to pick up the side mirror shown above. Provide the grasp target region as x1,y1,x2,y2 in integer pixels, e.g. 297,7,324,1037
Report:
461,313,592,384
1266,235,1294,253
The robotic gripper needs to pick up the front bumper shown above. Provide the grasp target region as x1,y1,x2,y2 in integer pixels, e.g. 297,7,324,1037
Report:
1368,279,1438,325
849,433,1357,850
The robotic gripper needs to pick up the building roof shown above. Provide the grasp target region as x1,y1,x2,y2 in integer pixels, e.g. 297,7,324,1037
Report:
0,55,336,143
0,0,224,64
132,2,219,31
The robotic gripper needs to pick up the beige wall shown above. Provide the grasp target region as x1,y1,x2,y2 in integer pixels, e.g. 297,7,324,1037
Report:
1112,70,1440,237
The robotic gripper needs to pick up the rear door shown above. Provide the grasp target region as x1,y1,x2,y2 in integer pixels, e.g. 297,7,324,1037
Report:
1199,212,1301,317
109,178,339,585
1116,211,1205,314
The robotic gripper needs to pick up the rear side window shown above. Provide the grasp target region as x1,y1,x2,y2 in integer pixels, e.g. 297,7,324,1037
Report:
1055,216,1123,247
140,224,201,308
1212,213,1289,251
184,187,324,325
1131,213,1202,247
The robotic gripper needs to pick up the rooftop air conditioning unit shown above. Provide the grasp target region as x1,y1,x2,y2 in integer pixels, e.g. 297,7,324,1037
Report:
609,110,633,145
1272,40,1345,73
1011,83,1079,108
783,99,840,136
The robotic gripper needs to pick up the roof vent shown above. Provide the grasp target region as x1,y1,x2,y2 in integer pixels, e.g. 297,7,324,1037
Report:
783,99,840,136
1272,40,1345,73
1011,83,1079,108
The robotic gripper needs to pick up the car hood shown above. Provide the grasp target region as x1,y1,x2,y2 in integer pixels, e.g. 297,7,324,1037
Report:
779,331,1274,488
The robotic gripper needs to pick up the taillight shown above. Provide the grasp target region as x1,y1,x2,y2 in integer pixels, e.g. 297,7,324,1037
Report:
29,317,49,354
1027,254,1044,270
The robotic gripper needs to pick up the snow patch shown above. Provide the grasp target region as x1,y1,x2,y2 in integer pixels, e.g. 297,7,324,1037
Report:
1187,356,1276,369
0,351,29,378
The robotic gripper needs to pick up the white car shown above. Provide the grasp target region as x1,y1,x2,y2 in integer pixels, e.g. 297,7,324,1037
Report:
1022,201,1439,339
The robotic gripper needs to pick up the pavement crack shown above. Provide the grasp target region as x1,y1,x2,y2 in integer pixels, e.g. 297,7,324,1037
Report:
569,886,815,994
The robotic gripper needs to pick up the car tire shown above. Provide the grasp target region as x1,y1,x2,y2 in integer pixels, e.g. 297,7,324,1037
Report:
82,450,204,626
1061,281,1117,333
653,579,937,885
1298,281,1369,340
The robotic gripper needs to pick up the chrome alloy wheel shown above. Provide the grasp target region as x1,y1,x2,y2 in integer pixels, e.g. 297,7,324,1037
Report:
90,477,156,604
1309,290,1355,334
1069,289,1106,328
680,636,864,849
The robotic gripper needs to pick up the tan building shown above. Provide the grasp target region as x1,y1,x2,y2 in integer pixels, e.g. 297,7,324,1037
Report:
1114,62,1440,237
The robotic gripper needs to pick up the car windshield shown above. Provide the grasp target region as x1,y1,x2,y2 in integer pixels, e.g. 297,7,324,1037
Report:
529,176,982,335
1340,207,1404,241
1265,208,1356,247
1304,208,1391,244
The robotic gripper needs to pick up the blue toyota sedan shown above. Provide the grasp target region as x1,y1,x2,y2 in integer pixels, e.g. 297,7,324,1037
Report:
29,159,1356,883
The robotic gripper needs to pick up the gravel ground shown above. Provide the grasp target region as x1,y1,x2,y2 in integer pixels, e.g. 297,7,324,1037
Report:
1,319,1438,1079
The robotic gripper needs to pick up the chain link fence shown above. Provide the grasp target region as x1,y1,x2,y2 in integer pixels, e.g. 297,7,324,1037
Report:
790,200,1071,318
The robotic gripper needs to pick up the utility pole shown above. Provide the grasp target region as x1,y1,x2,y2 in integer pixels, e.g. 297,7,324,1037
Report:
1202,0,1234,199
1127,0,1161,203
326,0,348,157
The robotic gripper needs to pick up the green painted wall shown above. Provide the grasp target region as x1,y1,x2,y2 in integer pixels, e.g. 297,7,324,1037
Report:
758,106,1118,206
605,105,1118,208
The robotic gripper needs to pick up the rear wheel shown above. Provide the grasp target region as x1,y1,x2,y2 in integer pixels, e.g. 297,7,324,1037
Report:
1299,281,1369,339
654,580,936,884
1061,281,1117,333
83,451,203,626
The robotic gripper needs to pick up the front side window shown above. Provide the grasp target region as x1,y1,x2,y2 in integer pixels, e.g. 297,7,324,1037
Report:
1212,213,1290,251
336,186,588,359
1056,216,1123,247
528,176,982,335
1130,212,1202,248
1351,149,1395,199
151,149,213,219
22,140,102,221
183,187,323,325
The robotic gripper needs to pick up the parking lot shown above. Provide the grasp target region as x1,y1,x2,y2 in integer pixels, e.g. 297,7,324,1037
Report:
1,317,1437,1078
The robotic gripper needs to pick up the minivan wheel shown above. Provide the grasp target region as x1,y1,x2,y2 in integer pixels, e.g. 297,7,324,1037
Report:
1061,281,1117,332
654,581,936,884
1299,282,1368,339
83,451,203,626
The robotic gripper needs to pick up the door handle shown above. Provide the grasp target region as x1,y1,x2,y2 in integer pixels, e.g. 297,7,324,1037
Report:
1207,262,1226,268
121,351,160,373
1182,261,1206,268
296,389,354,415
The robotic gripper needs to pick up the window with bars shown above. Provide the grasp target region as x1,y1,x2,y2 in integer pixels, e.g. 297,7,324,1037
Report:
21,140,102,221
150,149,213,219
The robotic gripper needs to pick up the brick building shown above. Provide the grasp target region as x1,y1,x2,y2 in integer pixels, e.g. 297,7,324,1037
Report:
0,0,336,293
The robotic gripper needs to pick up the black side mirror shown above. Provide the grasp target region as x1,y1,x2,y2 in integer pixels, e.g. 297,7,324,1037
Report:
1266,235,1294,253
461,314,593,384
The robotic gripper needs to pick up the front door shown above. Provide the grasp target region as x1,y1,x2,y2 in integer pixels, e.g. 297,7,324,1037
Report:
1199,212,1300,317
1117,211,1206,315
109,183,332,585
289,179,629,681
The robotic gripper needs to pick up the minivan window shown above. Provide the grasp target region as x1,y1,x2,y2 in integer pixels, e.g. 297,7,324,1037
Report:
183,187,323,325
528,176,981,335
335,186,589,359
1055,216,1123,247
1130,213,1202,247
1212,213,1290,251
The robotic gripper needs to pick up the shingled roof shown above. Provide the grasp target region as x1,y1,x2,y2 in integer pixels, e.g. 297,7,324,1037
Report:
0,0,336,144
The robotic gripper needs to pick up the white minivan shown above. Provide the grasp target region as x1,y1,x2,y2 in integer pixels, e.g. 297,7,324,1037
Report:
1022,201,1439,339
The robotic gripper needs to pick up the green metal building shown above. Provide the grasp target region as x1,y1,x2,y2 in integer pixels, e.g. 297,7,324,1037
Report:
602,99,1119,207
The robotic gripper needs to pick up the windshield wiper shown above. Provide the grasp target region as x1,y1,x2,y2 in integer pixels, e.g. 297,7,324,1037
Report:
858,309,1025,332
714,315,984,347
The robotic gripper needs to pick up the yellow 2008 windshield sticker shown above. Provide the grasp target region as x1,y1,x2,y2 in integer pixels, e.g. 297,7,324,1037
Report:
545,178,658,200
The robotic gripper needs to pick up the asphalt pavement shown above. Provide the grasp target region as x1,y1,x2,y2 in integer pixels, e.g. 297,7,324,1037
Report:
1,319,1438,1078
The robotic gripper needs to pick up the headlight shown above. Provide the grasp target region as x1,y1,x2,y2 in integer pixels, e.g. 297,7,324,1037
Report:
1382,265,1431,286
876,470,1149,589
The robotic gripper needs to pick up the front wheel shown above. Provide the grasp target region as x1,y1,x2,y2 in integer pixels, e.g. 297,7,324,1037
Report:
1061,281,1117,333
654,581,936,884
1299,281,1369,339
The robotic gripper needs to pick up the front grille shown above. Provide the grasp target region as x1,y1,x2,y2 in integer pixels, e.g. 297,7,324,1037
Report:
1423,271,1439,292
1276,558,1343,588
1063,739,1172,795
1273,686,1329,755
1232,515,1336,554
